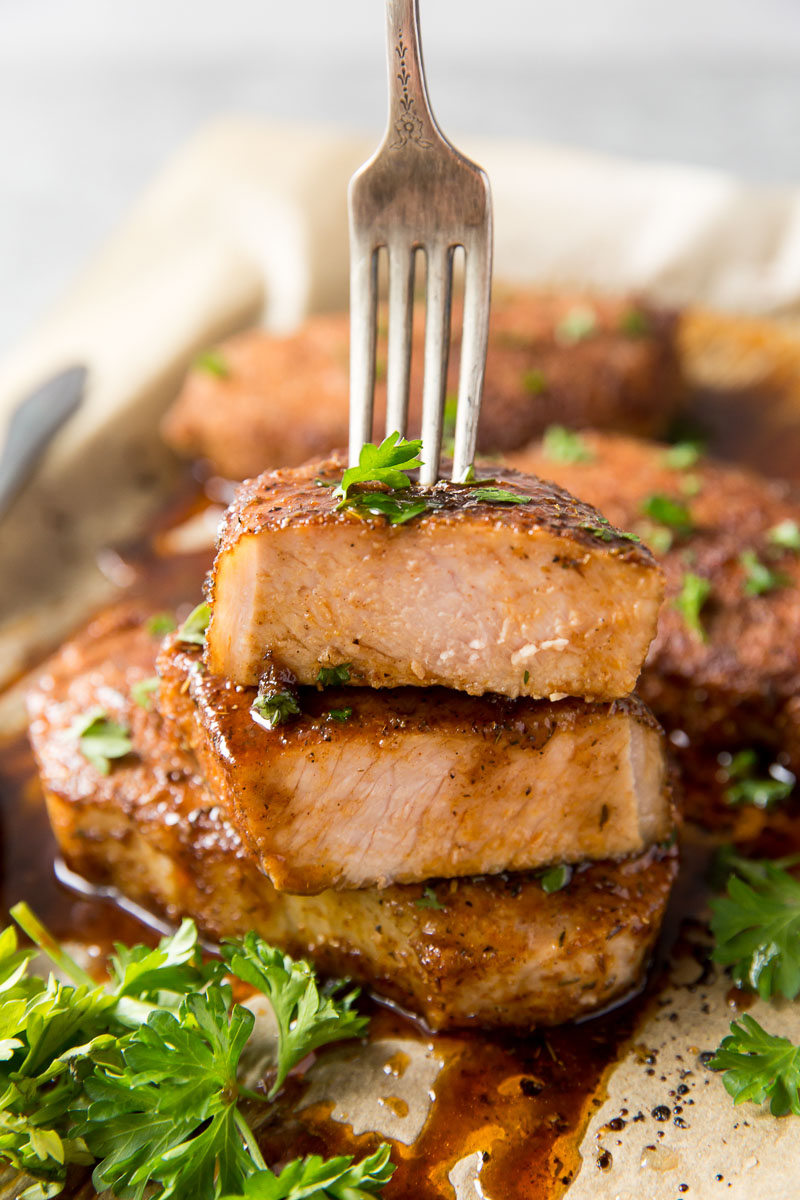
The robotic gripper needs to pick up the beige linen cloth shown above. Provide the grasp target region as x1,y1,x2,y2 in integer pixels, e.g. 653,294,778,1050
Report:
2,120,800,1198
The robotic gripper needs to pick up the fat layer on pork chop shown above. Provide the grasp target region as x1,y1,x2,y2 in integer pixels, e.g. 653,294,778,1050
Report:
508,430,800,773
206,455,663,701
158,637,670,892
27,607,677,1031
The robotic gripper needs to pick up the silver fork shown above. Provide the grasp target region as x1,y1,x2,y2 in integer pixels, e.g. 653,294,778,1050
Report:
348,0,493,485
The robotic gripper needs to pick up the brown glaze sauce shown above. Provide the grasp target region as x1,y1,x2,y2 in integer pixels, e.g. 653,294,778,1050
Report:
4,373,800,1199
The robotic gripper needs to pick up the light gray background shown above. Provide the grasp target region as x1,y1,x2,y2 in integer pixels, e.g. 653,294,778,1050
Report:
2,0,800,358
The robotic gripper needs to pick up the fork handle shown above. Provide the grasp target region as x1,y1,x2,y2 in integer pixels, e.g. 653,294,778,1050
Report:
384,0,439,150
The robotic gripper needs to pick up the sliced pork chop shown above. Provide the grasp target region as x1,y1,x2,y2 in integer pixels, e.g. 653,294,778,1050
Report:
206,455,663,701
162,292,683,480
508,431,800,773
158,638,670,893
27,609,677,1031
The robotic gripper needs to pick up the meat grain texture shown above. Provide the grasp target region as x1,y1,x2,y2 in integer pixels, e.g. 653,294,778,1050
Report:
159,638,670,892
207,455,663,701
162,290,684,479
27,608,677,1031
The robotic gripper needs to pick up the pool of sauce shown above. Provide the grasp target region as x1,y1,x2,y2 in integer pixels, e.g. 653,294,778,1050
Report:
4,365,800,1199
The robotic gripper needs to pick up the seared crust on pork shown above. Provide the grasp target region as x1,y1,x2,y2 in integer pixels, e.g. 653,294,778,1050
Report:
162,292,684,479
157,637,670,893
27,609,677,1030
206,455,663,701
508,431,800,769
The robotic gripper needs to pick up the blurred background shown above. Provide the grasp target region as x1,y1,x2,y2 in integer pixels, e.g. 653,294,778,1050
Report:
2,0,800,357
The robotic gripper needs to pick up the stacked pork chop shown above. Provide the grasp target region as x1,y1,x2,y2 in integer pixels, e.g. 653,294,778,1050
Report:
29,454,677,1030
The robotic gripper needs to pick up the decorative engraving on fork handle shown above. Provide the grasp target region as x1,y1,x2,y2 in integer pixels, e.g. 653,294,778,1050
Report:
391,31,432,149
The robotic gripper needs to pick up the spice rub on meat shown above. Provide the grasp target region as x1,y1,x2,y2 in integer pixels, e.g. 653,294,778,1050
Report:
162,291,684,480
206,455,663,701
508,430,800,772
27,609,677,1031
157,637,670,893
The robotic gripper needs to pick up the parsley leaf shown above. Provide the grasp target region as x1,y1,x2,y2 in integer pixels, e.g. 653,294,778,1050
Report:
70,709,132,775
711,857,800,999
723,749,794,809
555,305,597,344
711,1014,800,1116
467,487,531,506
195,350,230,379
317,664,351,688
414,887,446,911
618,308,651,338
769,519,800,552
541,425,594,464
442,393,458,456
740,549,789,596
340,493,431,525
336,433,423,502
326,708,352,723
222,1145,394,1199
251,691,300,731
634,520,674,555
662,442,702,470
674,572,711,641
221,934,367,1098
578,515,640,543
177,602,211,646
641,494,694,534
131,676,159,710
538,865,573,894
145,613,177,638
78,987,256,1199
522,368,547,396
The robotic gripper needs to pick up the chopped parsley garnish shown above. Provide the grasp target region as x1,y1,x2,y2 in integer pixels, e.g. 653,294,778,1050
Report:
177,602,211,646
739,549,789,596
711,855,800,998
522,368,547,395
145,612,177,637
467,487,531,506
317,663,351,688
641,494,694,534
578,515,640,543
674,572,711,641
723,749,794,809
442,393,458,455
251,691,300,730
345,493,431,525
414,887,446,911
523,670,530,685
541,425,594,464
0,908,390,1198
195,349,231,379
555,305,597,344
769,519,800,552
618,308,651,338
131,676,159,710
538,865,573,894
663,441,702,470
336,433,423,502
326,708,352,723
711,1015,800,1117
679,473,702,497
71,709,132,774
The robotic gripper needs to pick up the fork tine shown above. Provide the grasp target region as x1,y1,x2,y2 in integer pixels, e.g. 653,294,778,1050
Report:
348,241,379,466
419,244,454,485
385,244,416,439
452,232,492,481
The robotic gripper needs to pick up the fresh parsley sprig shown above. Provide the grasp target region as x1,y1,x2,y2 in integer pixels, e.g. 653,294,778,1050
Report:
336,433,423,504
710,856,800,1000
178,602,211,647
0,908,391,1199
70,710,132,775
711,1014,800,1117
